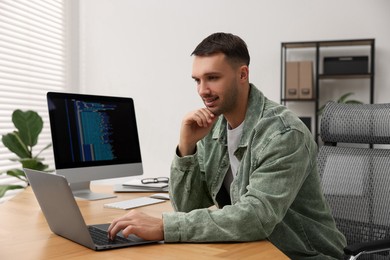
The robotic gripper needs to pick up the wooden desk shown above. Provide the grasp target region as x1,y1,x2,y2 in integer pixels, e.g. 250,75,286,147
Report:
0,186,289,260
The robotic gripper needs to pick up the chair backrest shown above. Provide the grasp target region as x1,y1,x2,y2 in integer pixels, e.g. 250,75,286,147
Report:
318,102,390,257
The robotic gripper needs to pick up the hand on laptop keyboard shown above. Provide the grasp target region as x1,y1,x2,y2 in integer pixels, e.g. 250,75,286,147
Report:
89,226,131,245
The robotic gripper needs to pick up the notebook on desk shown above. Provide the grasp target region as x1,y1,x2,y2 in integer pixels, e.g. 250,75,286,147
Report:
114,179,169,193
24,168,159,251
114,184,169,193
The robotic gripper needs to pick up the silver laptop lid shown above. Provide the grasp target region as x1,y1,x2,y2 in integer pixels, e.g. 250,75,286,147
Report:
24,168,96,249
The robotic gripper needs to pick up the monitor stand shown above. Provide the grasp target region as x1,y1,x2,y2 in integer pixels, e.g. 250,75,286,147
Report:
70,181,117,201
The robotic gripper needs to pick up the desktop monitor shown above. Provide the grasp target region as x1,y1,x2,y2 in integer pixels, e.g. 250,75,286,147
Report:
47,92,143,200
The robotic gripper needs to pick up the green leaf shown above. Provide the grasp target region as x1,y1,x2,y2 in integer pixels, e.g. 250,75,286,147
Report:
0,185,24,198
337,93,354,104
6,169,28,182
1,131,31,158
12,110,43,147
345,100,364,104
20,158,49,171
35,143,52,158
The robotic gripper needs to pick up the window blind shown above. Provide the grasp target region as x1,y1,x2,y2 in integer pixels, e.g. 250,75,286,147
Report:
0,0,68,202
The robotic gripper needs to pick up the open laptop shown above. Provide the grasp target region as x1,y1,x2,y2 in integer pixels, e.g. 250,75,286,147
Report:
24,168,159,250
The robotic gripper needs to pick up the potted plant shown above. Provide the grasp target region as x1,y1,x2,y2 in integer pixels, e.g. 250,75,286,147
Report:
0,110,51,198
318,92,363,116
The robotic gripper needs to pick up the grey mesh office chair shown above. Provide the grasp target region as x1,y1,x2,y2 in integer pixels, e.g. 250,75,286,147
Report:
318,102,390,260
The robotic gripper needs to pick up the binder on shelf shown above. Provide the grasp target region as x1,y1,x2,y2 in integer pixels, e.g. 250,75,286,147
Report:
285,61,299,99
298,61,313,99
285,61,313,100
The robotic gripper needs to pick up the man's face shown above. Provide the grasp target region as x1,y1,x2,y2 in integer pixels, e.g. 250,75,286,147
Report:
191,53,242,116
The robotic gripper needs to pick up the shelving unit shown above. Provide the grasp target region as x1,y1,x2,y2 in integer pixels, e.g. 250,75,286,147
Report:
280,39,375,143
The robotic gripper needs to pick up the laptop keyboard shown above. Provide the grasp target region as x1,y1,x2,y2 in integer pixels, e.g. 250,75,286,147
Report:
88,226,132,245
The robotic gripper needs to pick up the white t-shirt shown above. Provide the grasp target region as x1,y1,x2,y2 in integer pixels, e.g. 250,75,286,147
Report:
223,121,244,195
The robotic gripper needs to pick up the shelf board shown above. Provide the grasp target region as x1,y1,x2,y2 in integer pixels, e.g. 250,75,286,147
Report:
319,73,372,79
282,42,317,48
282,39,374,49
319,39,374,47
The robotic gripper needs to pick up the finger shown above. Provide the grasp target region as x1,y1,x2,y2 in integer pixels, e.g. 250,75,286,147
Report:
194,109,214,127
122,224,137,238
107,216,126,234
107,221,120,240
107,222,115,237
108,220,132,240
108,210,139,239
107,218,121,238
199,108,215,123
193,112,207,127
203,107,216,119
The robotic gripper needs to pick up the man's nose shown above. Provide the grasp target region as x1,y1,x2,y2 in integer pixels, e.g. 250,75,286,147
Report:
198,82,210,96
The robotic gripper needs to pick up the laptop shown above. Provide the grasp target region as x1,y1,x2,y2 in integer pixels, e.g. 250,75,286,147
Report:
24,168,159,250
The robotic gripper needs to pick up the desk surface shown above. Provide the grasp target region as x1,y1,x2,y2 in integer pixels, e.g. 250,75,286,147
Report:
0,185,289,260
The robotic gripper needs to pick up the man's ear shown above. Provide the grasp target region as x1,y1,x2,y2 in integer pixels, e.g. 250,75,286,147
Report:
239,65,249,80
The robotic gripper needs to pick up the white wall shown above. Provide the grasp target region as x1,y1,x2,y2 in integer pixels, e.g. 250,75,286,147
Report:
77,0,390,178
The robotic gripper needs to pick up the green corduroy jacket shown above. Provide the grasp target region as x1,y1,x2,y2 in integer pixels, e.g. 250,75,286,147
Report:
163,84,346,259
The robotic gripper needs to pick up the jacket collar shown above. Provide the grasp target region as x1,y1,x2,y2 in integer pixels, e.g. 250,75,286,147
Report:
212,84,266,159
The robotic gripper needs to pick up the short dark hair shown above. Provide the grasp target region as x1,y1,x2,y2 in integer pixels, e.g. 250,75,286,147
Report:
191,32,250,67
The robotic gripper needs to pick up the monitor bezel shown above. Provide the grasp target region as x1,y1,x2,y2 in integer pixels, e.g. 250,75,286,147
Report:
46,92,144,200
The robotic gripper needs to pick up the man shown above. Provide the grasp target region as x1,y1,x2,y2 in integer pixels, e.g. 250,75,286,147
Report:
108,32,346,259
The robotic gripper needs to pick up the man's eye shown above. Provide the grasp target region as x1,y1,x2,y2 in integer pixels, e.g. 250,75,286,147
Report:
194,79,200,85
208,76,219,81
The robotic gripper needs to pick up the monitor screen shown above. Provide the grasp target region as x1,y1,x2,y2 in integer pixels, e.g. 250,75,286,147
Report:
47,92,143,200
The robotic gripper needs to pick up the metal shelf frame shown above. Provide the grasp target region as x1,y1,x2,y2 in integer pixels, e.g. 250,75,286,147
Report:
280,39,375,143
